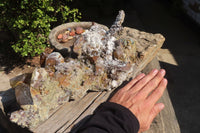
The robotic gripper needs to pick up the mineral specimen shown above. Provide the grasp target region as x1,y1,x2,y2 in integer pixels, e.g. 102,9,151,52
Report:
9,10,165,129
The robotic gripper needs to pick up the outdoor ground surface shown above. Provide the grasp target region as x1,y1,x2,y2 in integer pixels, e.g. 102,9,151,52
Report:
0,0,200,132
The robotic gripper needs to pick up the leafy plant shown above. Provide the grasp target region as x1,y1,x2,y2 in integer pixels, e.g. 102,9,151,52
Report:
0,0,81,57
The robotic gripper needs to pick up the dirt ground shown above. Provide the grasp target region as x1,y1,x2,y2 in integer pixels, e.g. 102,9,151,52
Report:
1,0,200,132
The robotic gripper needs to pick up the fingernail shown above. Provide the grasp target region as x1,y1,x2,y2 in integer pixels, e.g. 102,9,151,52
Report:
160,104,165,110
163,78,168,84
160,69,166,75
152,69,158,75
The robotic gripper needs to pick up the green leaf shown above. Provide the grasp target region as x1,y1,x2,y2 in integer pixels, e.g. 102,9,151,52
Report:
47,6,54,11
2,0,81,57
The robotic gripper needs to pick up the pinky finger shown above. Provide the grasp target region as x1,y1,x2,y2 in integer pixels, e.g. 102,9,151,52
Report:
148,103,165,125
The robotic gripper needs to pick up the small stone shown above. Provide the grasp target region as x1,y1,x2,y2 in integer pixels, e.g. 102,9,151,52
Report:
62,34,68,43
45,52,64,72
64,30,70,35
15,83,33,106
68,36,73,40
75,27,84,34
69,29,75,36
57,34,63,40
31,68,48,89
10,73,32,88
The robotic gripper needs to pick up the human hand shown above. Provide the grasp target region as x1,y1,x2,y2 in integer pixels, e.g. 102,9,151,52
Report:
109,69,167,133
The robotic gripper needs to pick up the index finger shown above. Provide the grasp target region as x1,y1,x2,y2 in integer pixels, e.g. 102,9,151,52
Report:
127,69,159,94
122,73,145,91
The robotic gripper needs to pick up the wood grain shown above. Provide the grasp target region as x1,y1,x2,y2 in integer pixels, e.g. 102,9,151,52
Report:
33,92,102,133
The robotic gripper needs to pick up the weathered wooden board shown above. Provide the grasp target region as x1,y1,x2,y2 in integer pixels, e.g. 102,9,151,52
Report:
60,91,109,133
33,92,102,133
142,57,180,133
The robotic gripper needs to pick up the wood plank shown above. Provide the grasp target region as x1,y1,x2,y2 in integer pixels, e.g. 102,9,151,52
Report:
33,92,102,133
142,57,180,133
60,91,111,132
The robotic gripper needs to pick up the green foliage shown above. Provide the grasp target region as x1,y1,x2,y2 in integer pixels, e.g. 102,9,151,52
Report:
0,0,81,57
